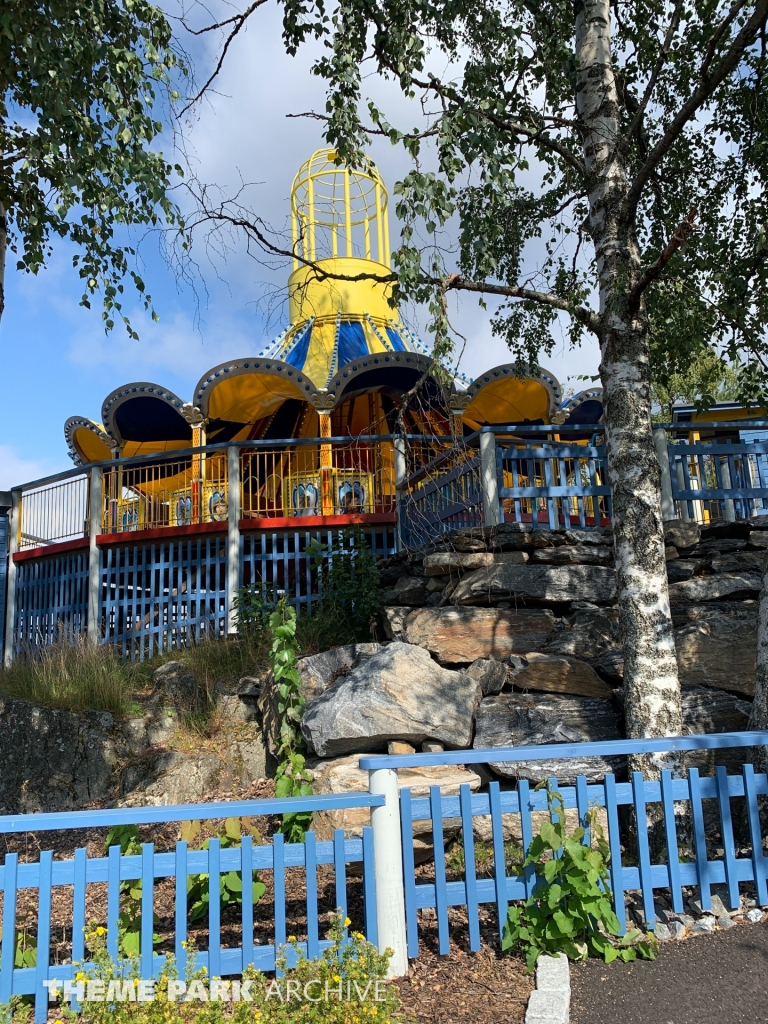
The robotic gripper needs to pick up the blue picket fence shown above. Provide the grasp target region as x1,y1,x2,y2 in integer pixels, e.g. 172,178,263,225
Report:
2,733,768,1021
0,795,383,1022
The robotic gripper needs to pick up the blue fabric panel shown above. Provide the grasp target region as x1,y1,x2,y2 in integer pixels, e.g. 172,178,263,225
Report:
386,328,407,352
337,321,369,367
285,322,313,370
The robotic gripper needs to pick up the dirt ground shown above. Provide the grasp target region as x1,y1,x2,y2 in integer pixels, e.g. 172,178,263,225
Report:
571,920,768,1024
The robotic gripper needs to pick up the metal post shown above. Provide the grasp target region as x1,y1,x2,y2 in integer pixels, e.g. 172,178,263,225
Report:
394,436,407,550
3,491,21,668
227,445,241,634
479,428,501,527
87,467,103,643
652,427,676,522
719,457,736,522
368,767,408,977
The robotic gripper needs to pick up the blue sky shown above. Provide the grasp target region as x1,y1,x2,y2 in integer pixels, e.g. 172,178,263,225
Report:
0,3,600,489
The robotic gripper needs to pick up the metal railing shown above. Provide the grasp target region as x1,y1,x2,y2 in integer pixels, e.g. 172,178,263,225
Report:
18,476,90,550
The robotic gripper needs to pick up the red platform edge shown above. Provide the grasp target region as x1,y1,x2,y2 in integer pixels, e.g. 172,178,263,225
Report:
13,512,397,561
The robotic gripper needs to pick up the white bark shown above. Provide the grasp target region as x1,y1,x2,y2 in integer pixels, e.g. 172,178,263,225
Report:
575,0,683,770
748,559,768,774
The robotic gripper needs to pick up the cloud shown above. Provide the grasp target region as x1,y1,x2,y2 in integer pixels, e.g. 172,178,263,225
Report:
0,445,66,491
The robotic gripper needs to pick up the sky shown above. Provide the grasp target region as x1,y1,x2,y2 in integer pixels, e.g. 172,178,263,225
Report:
0,2,601,490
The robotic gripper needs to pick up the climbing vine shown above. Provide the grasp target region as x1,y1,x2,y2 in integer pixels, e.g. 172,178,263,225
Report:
270,597,314,842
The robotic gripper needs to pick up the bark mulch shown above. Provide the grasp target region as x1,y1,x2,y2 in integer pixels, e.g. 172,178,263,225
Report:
570,921,768,1024
394,944,532,1024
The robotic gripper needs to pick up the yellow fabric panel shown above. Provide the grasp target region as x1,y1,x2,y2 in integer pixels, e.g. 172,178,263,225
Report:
288,257,399,323
463,378,552,425
302,320,337,386
205,373,307,424
73,428,112,465
690,406,766,422
122,440,190,459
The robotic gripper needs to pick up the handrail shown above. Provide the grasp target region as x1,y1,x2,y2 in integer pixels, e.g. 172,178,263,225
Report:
358,731,768,770
0,792,386,834
11,435,454,493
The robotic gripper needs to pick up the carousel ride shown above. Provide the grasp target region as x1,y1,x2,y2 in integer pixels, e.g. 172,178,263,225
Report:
61,149,604,534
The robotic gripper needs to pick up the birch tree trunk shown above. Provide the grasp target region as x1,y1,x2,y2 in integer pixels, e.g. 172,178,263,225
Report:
747,560,768,775
575,0,683,774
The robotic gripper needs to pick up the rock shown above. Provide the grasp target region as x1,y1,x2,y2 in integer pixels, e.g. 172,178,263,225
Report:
466,658,508,696
309,754,482,860
711,551,767,574
592,648,624,683
655,922,672,942
441,529,489,552
471,804,609,846
675,610,757,695
238,676,263,697
423,551,528,575
381,575,429,606
451,563,617,606
301,642,482,757
667,572,762,604
700,520,753,541
746,908,764,923
0,696,118,813
749,530,768,548
388,740,416,755
506,653,613,698
669,921,686,940
682,686,752,773
665,546,679,560
422,740,444,752
259,643,382,756
151,661,202,711
564,528,612,546
531,545,612,566
381,606,409,641
697,537,749,554
666,560,704,583
215,693,260,723
664,520,701,549
541,609,618,661
718,914,736,928
400,606,557,663
473,694,623,783
120,751,223,806
690,917,716,934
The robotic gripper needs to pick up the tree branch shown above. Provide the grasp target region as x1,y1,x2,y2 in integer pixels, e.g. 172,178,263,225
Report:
625,0,768,216
442,273,600,333
629,207,698,302
180,0,269,113
622,0,683,149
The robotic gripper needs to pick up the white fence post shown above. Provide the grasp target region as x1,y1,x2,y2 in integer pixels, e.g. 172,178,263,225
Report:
652,427,676,522
368,767,408,977
479,429,501,527
227,445,241,634
87,466,103,643
3,490,21,668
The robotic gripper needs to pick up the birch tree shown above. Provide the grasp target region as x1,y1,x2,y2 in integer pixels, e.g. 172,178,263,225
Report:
0,0,186,334
188,0,768,767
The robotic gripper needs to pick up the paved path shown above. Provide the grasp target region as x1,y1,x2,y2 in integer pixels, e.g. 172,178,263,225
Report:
570,922,768,1024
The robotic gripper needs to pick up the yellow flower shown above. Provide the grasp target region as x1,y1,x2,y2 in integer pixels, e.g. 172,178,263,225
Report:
371,1009,378,1017
181,941,188,948
353,932,364,940
95,926,106,936
75,972,85,982
344,917,351,927
362,1008,368,1015
288,936,297,943
333,974,341,983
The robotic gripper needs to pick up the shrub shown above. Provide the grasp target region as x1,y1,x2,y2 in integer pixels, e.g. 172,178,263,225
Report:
501,789,658,969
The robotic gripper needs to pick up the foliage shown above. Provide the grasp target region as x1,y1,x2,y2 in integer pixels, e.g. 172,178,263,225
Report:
308,527,381,642
651,348,741,421
104,819,266,945
0,0,187,332
501,790,657,970
0,927,37,972
103,825,159,957
179,817,266,923
445,839,523,880
0,637,136,715
269,598,314,843
233,584,279,639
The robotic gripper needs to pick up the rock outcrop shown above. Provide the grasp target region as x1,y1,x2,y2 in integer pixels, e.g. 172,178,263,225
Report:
301,642,482,757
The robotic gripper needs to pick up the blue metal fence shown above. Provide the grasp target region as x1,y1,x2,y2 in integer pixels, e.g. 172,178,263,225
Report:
668,438,768,523
13,548,89,651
